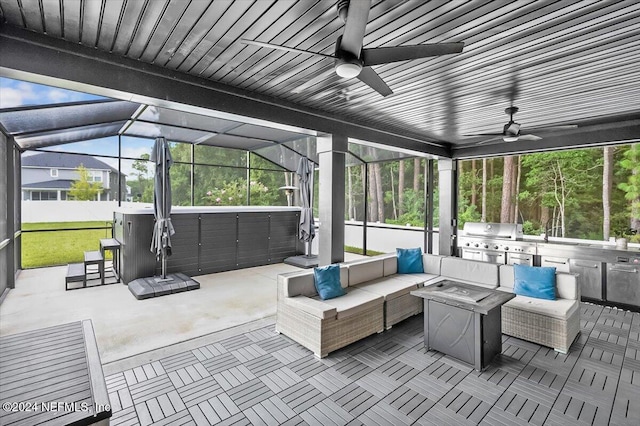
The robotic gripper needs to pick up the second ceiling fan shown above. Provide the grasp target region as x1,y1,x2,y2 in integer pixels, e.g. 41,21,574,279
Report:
241,0,464,97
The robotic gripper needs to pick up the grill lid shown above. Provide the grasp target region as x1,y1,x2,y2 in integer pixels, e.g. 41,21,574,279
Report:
462,222,523,240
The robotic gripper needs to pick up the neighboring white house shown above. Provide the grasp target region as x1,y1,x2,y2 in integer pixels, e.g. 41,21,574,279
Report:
22,152,126,201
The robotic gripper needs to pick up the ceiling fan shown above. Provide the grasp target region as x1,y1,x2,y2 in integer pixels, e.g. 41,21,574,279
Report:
467,106,578,145
241,0,464,97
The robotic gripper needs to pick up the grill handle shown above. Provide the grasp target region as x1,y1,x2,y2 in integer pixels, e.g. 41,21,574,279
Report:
573,262,599,269
544,259,567,265
609,267,638,274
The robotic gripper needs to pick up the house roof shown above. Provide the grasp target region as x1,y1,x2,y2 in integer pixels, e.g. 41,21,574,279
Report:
22,152,118,173
22,179,74,190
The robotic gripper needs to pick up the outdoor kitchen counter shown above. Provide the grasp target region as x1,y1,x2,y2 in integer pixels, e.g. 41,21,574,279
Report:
113,207,303,283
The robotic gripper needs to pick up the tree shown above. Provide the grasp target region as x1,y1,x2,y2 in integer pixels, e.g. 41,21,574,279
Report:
69,164,103,201
618,143,640,234
398,160,405,216
603,146,614,240
500,156,515,223
481,158,487,222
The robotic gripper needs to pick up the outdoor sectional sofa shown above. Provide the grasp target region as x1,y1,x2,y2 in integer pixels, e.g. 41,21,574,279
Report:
276,253,580,357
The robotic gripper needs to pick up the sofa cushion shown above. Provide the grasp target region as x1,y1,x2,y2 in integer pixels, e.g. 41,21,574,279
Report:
440,257,499,288
355,276,421,300
394,272,439,286
397,248,424,274
423,254,444,275
383,255,397,276
503,295,579,321
348,258,384,286
282,266,348,298
314,264,346,300
513,264,556,300
314,288,384,319
284,296,337,319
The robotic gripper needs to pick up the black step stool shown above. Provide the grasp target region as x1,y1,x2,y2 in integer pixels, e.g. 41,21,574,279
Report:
66,263,85,290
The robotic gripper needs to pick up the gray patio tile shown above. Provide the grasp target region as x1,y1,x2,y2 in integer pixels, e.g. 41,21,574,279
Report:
103,302,640,426
212,365,256,391
160,351,199,373
256,334,295,353
271,343,313,365
226,377,274,411
202,352,240,375
384,385,434,420
243,395,297,425
150,409,193,425
231,344,268,363
333,358,373,381
351,346,394,369
110,405,139,426
306,366,352,396
456,372,506,404
259,366,304,394
220,334,253,352
288,354,328,379
129,375,174,404
355,369,403,399
331,382,380,417
278,381,325,414
376,358,419,383
356,400,412,426
244,353,283,376
299,398,355,426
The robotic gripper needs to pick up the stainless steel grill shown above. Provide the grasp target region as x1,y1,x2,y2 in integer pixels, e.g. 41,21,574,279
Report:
459,222,535,265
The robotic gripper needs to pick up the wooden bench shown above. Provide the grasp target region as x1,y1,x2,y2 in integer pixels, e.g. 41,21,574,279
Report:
66,263,85,290
0,320,112,425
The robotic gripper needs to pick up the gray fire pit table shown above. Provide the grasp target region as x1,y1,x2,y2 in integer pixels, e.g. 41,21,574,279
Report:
411,280,515,371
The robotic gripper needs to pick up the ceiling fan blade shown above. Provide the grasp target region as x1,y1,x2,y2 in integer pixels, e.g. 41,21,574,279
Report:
340,0,371,56
518,134,542,141
463,132,503,137
524,124,578,132
357,66,393,97
291,69,335,94
475,136,503,145
241,39,333,59
362,43,464,66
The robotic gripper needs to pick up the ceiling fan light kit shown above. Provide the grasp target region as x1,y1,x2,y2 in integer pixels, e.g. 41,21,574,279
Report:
335,62,362,79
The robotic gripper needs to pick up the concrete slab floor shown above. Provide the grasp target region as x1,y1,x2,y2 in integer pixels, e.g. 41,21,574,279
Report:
0,253,367,365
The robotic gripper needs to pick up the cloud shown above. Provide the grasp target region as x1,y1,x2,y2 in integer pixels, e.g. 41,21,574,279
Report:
0,77,106,108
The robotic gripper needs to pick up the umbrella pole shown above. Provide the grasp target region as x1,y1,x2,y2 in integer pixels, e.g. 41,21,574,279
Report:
161,140,167,279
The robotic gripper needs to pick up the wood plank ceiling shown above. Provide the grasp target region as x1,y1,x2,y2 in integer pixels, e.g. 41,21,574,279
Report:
0,0,639,158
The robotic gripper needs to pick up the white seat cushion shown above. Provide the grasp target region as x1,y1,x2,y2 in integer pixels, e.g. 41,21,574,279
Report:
355,276,421,300
503,295,579,321
395,272,439,284
313,288,383,319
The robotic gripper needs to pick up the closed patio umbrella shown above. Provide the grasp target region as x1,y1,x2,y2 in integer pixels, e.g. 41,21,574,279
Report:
297,157,315,250
150,137,174,279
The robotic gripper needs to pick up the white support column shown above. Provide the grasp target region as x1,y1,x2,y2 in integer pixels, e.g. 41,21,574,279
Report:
317,133,347,266
438,158,458,256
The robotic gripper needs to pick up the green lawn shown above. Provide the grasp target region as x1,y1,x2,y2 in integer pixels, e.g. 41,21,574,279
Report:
22,221,113,268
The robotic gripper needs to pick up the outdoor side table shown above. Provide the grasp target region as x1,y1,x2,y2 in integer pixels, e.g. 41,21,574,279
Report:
99,238,121,282
411,280,515,371
84,250,104,285
0,320,112,425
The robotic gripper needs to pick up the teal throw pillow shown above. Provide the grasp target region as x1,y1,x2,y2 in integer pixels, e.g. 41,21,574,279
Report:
513,264,556,300
313,264,345,300
396,248,424,274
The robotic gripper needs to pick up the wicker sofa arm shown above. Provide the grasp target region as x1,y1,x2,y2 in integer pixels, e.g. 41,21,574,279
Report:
556,272,579,300
283,295,337,319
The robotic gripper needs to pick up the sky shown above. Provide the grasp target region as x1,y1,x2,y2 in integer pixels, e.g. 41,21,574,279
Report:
0,77,155,176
